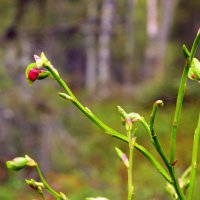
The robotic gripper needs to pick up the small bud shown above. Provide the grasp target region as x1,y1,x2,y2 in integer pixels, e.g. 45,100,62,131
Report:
127,112,141,122
37,70,50,80
6,155,36,171
59,92,74,101
117,106,127,118
188,58,200,81
28,68,39,81
155,100,164,107
6,157,28,171
26,179,44,193
115,147,129,168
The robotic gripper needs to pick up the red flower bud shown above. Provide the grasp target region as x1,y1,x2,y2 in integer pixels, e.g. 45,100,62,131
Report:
28,68,39,81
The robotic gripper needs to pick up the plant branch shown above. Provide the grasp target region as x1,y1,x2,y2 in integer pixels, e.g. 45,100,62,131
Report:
170,31,200,164
187,113,200,200
45,64,172,184
35,164,63,200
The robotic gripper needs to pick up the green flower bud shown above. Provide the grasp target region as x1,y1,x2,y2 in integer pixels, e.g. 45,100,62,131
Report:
188,58,200,81
26,179,44,193
6,157,28,171
115,147,129,168
37,70,50,80
127,112,141,122
25,63,38,86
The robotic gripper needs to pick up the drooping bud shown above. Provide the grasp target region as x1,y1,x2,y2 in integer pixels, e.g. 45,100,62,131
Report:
28,68,39,81
117,106,141,131
127,112,141,123
6,155,36,171
37,70,50,80
6,157,28,171
58,92,74,101
188,58,200,81
26,179,44,193
115,147,129,168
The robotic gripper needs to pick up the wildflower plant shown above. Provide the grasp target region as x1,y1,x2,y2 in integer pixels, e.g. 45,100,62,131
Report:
6,30,200,200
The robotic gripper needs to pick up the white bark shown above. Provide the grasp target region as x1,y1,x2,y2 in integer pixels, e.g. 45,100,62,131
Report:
98,0,115,93
84,1,98,93
144,0,179,80
147,0,158,39
124,0,137,83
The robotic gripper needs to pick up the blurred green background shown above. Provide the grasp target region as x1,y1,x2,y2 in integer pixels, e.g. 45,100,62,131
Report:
0,0,200,199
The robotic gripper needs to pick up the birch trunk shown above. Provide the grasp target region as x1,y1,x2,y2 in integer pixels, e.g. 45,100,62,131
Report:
98,0,115,95
124,0,136,83
84,1,98,93
143,0,159,78
144,0,179,81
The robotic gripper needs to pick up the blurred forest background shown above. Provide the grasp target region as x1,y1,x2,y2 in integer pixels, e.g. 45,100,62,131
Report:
0,0,200,199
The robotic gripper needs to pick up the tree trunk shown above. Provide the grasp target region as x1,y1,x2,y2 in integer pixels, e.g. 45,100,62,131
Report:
84,1,98,94
143,0,159,79
98,0,115,96
143,0,179,81
124,0,136,84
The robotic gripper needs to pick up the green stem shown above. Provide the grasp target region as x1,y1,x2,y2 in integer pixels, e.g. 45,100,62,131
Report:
140,118,169,167
40,192,47,200
187,114,200,200
35,164,62,200
170,32,200,164
169,64,189,164
127,130,134,200
140,118,186,199
150,100,163,135
45,64,171,184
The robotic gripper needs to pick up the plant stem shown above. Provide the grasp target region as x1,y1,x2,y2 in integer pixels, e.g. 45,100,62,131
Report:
187,114,200,200
169,64,189,164
140,117,169,167
140,118,186,199
170,32,200,164
41,192,47,200
45,65,172,184
127,130,134,200
35,164,62,200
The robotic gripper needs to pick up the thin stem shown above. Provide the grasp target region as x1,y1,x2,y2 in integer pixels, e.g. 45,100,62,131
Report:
170,32,200,164
170,64,189,164
140,117,169,167
127,130,134,200
187,114,200,200
134,143,172,183
150,100,163,135
35,164,62,200
40,192,47,200
140,118,186,199
45,64,172,184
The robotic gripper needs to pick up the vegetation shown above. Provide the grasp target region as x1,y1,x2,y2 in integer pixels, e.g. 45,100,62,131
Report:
0,0,200,199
